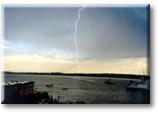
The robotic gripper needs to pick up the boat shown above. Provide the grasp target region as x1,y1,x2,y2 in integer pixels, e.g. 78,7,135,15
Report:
46,84,54,87
62,88,68,90
104,79,115,84
2,81,37,103
127,80,150,90
4,81,35,96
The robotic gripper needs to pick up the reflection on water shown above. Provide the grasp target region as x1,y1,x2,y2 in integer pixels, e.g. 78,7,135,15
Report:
4,74,150,104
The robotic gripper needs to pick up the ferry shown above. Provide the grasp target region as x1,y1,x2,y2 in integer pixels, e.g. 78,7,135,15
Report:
2,81,36,103
4,81,35,96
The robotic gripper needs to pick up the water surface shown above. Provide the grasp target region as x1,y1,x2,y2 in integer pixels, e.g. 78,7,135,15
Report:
3,74,150,104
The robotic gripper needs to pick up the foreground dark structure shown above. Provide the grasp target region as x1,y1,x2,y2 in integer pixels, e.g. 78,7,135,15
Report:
2,81,85,104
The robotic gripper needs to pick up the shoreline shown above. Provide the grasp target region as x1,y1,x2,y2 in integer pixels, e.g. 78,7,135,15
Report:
3,72,150,80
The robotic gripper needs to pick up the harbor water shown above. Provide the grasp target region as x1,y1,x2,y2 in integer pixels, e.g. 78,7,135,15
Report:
3,74,150,104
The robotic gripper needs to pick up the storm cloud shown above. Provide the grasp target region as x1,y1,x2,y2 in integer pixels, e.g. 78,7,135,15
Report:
3,5,149,74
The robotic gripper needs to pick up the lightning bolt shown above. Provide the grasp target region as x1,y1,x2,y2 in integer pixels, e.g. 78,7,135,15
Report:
74,5,86,73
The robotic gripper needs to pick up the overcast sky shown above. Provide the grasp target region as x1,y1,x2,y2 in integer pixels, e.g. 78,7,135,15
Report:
3,5,149,74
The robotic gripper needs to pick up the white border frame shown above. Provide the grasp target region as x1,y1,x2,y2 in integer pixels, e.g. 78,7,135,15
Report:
0,0,157,114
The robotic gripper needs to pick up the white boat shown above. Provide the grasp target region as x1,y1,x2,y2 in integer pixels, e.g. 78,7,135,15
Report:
127,80,150,90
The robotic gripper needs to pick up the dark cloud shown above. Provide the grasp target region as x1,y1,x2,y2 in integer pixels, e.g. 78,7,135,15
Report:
4,6,148,61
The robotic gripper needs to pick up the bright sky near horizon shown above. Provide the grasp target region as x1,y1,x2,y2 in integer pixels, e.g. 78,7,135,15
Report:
3,5,149,75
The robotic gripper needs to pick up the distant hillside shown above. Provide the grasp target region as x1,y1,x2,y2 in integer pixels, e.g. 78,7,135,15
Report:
3,71,150,80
